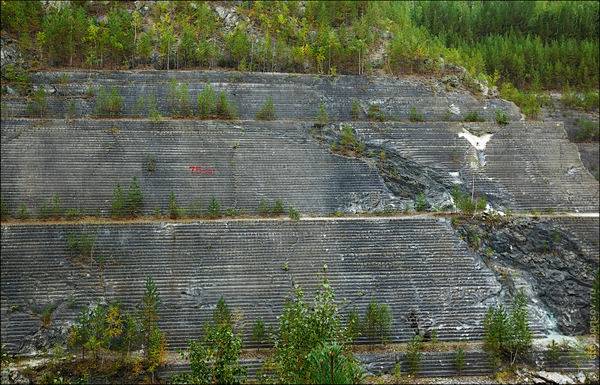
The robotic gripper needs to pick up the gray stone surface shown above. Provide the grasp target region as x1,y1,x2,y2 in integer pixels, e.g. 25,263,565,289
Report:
1,218,515,354
454,217,599,335
0,70,521,121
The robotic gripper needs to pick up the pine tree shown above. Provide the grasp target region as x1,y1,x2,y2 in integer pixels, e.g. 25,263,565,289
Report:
126,177,143,217
111,184,125,217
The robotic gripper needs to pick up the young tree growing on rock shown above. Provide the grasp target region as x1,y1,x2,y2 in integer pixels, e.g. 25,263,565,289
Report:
141,276,165,382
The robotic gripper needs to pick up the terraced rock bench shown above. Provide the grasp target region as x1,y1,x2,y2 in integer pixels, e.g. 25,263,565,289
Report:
2,118,597,216
0,70,520,121
351,121,599,212
0,119,389,215
3,217,554,355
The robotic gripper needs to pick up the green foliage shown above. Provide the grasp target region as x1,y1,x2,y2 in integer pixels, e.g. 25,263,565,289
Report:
216,91,236,119
94,86,123,117
495,109,509,125
197,84,217,118
483,290,532,366
126,177,144,217
173,298,245,385
499,82,548,118
561,91,599,111
168,192,182,219
256,97,276,120
345,308,361,342
258,199,270,216
146,155,157,173
415,192,427,212
64,208,82,220
1,64,31,95
39,194,63,219
271,280,362,384
367,104,385,121
409,107,425,122
454,347,465,373
141,276,165,379
574,119,599,142
167,80,192,117
0,198,10,220
27,88,47,117
463,111,485,122
66,232,96,261
362,300,392,343
336,124,365,156
316,102,329,126
351,99,361,120
252,318,267,345
451,186,487,215
208,197,221,219
111,184,126,218
406,334,423,375
306,342,363,384
16,203,30,220
591,272,600,339
272,199,285,215
288,206,300,221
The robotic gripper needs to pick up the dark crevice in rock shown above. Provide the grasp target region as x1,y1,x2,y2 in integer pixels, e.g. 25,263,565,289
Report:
452,215,598,335
310,123,459,211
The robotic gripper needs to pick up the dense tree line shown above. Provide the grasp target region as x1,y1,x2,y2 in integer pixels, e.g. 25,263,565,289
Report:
1,0,598,91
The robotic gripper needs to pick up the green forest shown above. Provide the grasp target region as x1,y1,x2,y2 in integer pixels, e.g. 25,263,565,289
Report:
1,1,598,105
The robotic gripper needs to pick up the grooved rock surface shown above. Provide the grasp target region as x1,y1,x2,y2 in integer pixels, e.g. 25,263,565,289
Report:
1,218,519,354
0,119,390,215
1,119,597,215
0,70,521,121
454,217,599,335
351,121,599,212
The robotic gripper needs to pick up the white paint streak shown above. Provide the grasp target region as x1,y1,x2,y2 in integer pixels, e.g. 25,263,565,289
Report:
458,129,493,151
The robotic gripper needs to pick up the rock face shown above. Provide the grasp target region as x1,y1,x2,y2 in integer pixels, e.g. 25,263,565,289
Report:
454,216,599,335
1,218,515,354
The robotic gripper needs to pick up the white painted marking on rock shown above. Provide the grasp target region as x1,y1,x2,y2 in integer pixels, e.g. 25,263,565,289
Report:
458,129,493,151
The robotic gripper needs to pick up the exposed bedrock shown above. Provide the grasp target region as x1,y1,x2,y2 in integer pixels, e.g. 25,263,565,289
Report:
2,218,534,355
453,216,599,335
0,70,521,122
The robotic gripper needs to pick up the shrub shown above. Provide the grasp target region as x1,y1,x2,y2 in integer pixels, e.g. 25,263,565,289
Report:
367,104,385,121
0,198,10,220
2,64,31,95
451,186,486,215
306,342,363,384
168,192,182,219
337,124,365,155
495,109,509,125
406,334,423,375
39,194,62,219
409,107,425,122
574,119,599,142
346,307,361,341
415,192,427,212
351,99,361,120
16,203,30,220
454,347,466,373
561,90,599,111
197,84,217,118
126,177,143,217
272,199,285,215
258,199,270,216
216,91,236,119
95,86,123,117
66,232,96,261
362,300,392,343
252,318,267,345
463,111,485,122
256,96,276,120
288,206,300,221
147,92,162,122
167,79,192,117
64,208,82,220
316,102,329,126
208,197,221,218
111,184,126,218
141,277,165,381
499,82,546,118
172,298,245,385
483,290,532,366
272,280,363,384
27,88,47,117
